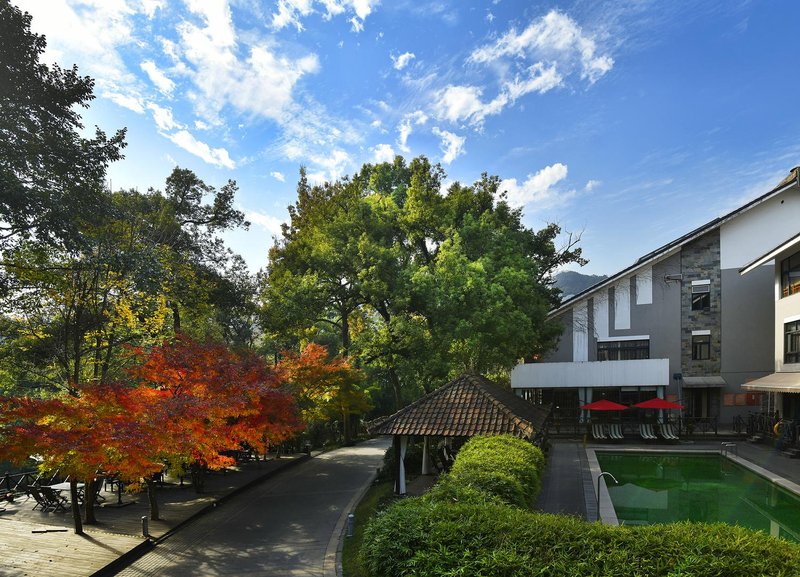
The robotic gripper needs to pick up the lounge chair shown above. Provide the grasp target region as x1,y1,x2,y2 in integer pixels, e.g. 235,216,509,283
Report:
608,423,625,440
592,424,608,440
639,423,657,440
659,423,679,440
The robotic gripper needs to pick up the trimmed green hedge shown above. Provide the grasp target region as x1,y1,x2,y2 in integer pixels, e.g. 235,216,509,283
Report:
362,497,800,577
360,434,800,577
447,434,545,507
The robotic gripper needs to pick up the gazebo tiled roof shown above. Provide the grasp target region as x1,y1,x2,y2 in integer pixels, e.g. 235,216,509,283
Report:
370,373,551,441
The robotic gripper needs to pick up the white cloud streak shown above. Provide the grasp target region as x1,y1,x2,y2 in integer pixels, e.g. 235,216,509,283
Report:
166,130,235,169
397,110,428,152
391,51,415,70
501,163,570,209
470,10,613,84
372,143,395,163
140,60,175,95
271,171,286,182
431,127,465,164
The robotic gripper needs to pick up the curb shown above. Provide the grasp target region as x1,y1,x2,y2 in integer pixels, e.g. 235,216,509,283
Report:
324,466,381,577
89,454,310,577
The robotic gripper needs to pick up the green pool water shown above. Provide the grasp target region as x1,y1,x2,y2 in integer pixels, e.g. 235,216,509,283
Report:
596,452,800,542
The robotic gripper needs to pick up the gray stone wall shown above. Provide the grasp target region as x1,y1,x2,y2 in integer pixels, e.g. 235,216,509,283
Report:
681,230,722,375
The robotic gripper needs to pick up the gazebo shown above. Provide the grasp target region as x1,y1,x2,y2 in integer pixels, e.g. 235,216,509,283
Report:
370,373,552,494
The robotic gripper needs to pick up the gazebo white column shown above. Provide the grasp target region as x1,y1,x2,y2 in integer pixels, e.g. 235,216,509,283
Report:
421,436,431,475
398,436,408,495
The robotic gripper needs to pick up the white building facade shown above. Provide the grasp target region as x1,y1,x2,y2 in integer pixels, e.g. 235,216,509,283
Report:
512,168,800,427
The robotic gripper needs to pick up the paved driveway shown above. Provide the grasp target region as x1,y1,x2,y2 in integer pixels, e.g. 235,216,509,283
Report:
115,437,391,577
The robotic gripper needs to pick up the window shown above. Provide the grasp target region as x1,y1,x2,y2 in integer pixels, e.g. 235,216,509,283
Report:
692,334,711,360
597,339,650,361
781,251,800,298
786,321,800,364
691,283,710,310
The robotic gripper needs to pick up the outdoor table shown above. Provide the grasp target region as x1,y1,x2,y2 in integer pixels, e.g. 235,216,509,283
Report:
45,482,84,492
45,482,85,502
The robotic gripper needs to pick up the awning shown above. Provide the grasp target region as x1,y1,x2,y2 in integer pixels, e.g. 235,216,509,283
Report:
682,376,727,388
742,373,800,393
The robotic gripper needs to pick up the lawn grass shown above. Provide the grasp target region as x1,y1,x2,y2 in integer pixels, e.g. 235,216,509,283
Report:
341,479,395,577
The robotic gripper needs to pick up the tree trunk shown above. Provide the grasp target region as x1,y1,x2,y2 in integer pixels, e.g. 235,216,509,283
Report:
341,308,351,356
342,409,351,445
83,478,97,524
388,368,403,411
144,477,160,521
70,479,83,535
171,302,181,333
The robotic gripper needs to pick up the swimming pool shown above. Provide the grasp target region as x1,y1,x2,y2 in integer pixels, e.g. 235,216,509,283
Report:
595,451,800,542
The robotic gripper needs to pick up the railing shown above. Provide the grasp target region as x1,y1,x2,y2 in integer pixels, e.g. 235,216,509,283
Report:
677,416,718,436
2,469,61,496
746,411,776,438
732,414,745,434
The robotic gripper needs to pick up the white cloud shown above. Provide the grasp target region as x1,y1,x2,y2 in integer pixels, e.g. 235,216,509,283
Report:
271,171,286,182
271,0,379,32
140,60,175,95
501,163,570,209
585,179,601,191
397,110,428,152
141,0,166,19
372,143,395,163
246,210,285,236
431,127,465,164
470,10,613,84
166,129,235,169
105,91,145,113
433,63,561,126
148,103,183,131
391,51,415,70
272,0,314,31
176,6,320,125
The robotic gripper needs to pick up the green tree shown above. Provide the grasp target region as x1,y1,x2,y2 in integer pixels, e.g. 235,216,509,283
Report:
0,0,125,253
261,156,585,410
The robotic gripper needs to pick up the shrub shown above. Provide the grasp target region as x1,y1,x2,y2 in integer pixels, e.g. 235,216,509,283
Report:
449,434,544,506
361,501,800,577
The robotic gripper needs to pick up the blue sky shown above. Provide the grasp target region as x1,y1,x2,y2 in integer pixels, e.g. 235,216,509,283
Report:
17,0,800,276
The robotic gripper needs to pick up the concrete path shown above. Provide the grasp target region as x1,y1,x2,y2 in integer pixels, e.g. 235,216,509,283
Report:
113,437,391,577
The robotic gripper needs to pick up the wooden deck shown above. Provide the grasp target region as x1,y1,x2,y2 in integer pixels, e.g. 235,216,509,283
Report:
0,455,304,577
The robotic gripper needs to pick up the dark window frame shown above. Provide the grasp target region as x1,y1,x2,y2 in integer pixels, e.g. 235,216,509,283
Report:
786,320,800,364
691,283,711,311
692,334,711,360
781,251,800,298
597,339,650,361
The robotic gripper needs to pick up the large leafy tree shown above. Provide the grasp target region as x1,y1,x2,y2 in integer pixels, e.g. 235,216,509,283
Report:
262,156,585,409
0,0,125,253
0,169,252,395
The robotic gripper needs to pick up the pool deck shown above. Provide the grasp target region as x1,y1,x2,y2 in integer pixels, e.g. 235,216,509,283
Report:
536,438,800,524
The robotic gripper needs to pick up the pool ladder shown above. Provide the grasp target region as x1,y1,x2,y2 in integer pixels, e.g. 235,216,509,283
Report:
720,442,738,457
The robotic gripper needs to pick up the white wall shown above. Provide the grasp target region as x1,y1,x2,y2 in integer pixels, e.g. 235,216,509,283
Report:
511,358,670,389
720,184,800,269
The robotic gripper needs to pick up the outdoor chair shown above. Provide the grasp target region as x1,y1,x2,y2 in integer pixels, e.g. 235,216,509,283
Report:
659,423,679,441
639,423,657,440
27,487,50,511
40,487,68,512
591,424,608,440
608,423,625,440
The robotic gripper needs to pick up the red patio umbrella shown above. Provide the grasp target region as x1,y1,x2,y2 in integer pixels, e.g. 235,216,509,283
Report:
580,399,629,411
633,397,684,410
